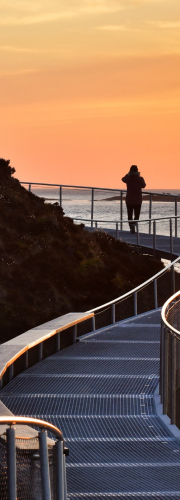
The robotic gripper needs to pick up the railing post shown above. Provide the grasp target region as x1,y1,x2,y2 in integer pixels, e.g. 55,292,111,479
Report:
170,218,173,261
154,279,158,309
111,303,115,324
91,188,94,228
39,430,51,500
136,222,140,249
7,427,16,500
171,264,175,295
160,321,164,403
29,183,31,192
171,333,176,425
175,198,177,237
63,454,67,500
25,351,28,369
60,186,62,208
153,220,156,260
55,440,64,500
0,376,3,389
9,363,14,382
163,327,168,415
134,292,137,316
116,223,118,240
149,194,152,234
39,343,43,362
73,325,77,344
57,332,60,352
95,221,98,229
120,191,123,230
92,315,95,331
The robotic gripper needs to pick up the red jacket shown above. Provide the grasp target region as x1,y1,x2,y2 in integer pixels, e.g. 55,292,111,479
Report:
122,172,146,205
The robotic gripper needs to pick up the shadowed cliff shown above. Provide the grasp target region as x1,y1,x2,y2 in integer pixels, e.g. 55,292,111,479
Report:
0,158,163,342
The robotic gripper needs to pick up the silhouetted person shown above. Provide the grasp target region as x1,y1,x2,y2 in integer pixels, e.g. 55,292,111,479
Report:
122,165,146,233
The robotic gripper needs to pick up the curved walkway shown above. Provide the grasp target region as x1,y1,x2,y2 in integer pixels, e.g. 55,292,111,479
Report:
87,226,180,258
1,310,180,498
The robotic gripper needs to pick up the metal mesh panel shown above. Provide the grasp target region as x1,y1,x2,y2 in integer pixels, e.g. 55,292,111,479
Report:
76,318,93,338
16,437,42,500
0,434,57,500
28,345,40,369
60,326,74,350
14,353,27,378
43,334,58,359
94,306,112,330
137,282,155,315
115,295,134,322
61,187,92,221
2,367,10,389
157,269,172,307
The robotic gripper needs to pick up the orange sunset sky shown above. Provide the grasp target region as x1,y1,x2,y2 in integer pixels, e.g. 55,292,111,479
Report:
0,0,180,189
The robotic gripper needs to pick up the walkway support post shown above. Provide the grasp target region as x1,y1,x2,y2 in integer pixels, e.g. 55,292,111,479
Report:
149,194,152,234
171,333,176,425
39,430,51,500
7,427,16,500
91,188,94,228
29,183,31,192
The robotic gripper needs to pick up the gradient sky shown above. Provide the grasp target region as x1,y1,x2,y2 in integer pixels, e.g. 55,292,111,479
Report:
0,0,180,188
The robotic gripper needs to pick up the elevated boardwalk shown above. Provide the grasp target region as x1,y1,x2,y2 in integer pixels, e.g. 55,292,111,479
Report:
87,227,180,258
1,309,180,498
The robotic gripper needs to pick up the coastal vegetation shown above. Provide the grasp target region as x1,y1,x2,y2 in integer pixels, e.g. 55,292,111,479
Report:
0,158,163,343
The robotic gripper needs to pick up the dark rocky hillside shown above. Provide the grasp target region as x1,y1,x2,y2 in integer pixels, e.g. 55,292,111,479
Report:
0,158,163,343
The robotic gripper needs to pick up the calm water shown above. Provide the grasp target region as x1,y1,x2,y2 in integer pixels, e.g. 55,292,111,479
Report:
22,184,180,236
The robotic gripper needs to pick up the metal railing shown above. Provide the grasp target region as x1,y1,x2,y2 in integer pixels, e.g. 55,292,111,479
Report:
160,291,180,428
73,214,180,259
85,256,180,331
20,182,180,234
0,416,68,500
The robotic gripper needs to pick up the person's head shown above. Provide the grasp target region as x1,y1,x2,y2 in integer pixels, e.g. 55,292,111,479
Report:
130,165,138,172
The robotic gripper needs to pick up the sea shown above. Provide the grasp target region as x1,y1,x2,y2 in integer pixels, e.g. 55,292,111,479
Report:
22,184,180,236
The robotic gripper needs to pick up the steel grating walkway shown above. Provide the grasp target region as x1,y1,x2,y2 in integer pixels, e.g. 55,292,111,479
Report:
1,309,180,498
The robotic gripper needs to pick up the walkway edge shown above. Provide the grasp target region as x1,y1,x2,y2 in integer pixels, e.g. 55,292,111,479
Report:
154,384,180,440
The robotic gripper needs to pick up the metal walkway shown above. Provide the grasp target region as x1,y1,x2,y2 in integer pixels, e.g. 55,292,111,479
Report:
1,309,180,498
87,227,180,257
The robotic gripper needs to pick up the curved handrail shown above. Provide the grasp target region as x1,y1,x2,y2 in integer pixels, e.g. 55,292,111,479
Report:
161,290,180,336
87,255,180,313
0,416,64,441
